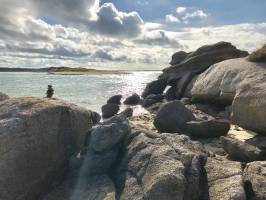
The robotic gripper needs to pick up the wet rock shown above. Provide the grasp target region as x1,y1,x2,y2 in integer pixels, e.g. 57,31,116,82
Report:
170,51,188,65
142,79,167,98
119,107,133,118
123,93,141,105
186,119,230,138
243,161,266,200
142,99,158,108
0,91,9,101
107,95,123,104
91,111,101,124
154,100,195,133
165,86,177,101
101,103,120,118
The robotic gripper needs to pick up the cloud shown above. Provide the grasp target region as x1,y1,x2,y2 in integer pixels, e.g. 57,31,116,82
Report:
166,6,208,24
92,49,128,62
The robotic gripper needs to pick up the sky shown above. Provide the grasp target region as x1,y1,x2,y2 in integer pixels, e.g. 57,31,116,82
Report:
0,0,265,70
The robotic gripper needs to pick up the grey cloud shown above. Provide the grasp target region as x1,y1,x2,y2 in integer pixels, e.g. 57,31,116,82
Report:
93,49,128,62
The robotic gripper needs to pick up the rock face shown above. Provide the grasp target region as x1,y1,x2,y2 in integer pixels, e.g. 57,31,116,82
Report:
0,97,93,200
0,91,9,101
123,93,141,105
243,161,266,200
170,51,189,65
186,119,230,138
101,103,120,118
115,130,207,200
154,101,195,133
205,157,246,200
191,57,266,134
107,95,123,104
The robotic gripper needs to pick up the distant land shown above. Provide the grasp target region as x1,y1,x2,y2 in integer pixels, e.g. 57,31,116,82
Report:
0,67,129,75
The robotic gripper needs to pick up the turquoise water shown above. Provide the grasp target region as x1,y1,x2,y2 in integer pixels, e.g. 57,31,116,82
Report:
0,72,161,113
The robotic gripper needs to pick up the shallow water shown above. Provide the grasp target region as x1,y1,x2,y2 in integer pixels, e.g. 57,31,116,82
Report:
0,71,161,113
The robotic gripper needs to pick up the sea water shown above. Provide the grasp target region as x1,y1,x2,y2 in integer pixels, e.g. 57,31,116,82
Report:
0,71,161,113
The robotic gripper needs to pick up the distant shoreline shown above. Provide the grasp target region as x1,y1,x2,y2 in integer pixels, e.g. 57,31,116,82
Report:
0,67,161,75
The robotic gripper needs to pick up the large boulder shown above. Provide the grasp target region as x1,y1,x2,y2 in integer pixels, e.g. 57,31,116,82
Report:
154,100,195,133
101,103,120,118
0,91,9,101
243,161,266,200
0,97,93,200
123,93,141,105
205,156,246,200
115,130,207,200
191,57,266,135
186,119,230,138
107,95,123,104
142,79,167,98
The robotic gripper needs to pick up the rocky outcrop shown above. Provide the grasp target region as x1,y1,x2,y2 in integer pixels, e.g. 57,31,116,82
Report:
142,79,167,98
123,93,141,105
190,57,266,134
101,103,120,118
206,156,246,200
243,161,266,200
0,91,9,101
107,95,123,104
0,97,93,200
169,51,189,65
142,94,164,108
154,100,195,133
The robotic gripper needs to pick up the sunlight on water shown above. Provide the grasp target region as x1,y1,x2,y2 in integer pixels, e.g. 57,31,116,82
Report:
0,71,161,113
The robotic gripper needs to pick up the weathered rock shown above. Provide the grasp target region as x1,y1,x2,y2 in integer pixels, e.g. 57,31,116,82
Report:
146,102,163,114
123,93,141,105
115,130,207,200
243,161,266,200
180,97,191,105
119,107,133,118
145,94,164,101
107,95,123,104
186,119,230,138
221,126,266,162
205,156,246,200
170,51,188,65
176,72,196,98
101,103,120,118
0,97,93,200
154,100,195,133
142,79,167,98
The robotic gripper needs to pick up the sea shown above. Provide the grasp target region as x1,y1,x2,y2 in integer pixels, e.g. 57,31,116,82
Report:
0,71,161,114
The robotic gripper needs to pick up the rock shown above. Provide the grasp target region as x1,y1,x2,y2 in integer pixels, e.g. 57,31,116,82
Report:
243,161,266,200
184,75,197,98
146,102,163,114
43,174,116,200
115,131,207,200
221,125,266,162
145,94,164,101
176,72,196,98
0,97,93,200
123,93,141,105
82,116,131,175
142,79,167,98
170,51,188,65
180,97,191,105
0,91,9,101
91,111,101,124
119,107,133,118
101,103,120,118
154,100,195,133
165,86,177,100
205,156,246,200
142,99,158,108
107,95,122,104
160,42,248,83
90,116,131,153
186,119,230,138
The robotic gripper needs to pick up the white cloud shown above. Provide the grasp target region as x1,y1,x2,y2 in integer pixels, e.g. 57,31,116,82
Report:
176,7,187,14
165,14,180,23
